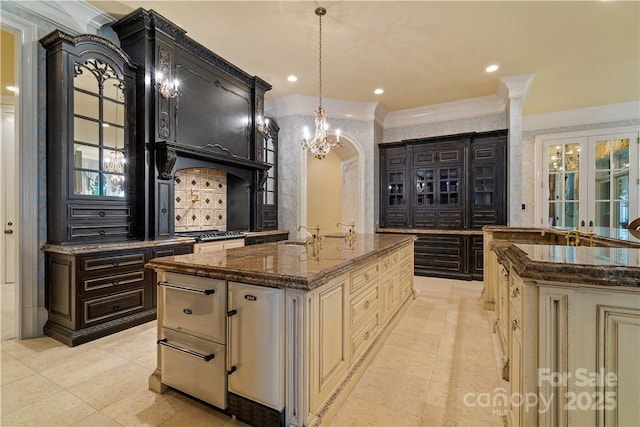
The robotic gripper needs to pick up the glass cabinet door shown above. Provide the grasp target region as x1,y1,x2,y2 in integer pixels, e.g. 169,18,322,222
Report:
545,141,582,228
73,59,126,198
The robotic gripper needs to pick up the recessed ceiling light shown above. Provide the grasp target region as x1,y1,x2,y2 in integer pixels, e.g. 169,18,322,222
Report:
374,88,384,95
287,75,298,82
6,86,17,92
485,64,499,73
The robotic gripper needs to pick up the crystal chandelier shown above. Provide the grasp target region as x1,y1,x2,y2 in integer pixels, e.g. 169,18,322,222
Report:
301,7,342,160
103,150,126,191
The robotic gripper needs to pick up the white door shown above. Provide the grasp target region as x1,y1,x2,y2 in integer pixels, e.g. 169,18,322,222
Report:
1,103,18,340
540,130,639,234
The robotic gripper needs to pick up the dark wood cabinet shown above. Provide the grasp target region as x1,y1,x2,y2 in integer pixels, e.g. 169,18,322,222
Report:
44,241,193,346
380,146,408,227
245,231,289,246
379,130,507,280
40,31,138,244
257,118,280,230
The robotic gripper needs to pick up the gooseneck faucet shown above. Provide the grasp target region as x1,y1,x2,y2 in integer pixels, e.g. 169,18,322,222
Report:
298,225,321,245
336,222,356,239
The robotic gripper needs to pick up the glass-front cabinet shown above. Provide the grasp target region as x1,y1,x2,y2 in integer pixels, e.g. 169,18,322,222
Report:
73,59,127,198
540,129,639,234
259,117,279,229
41,31,137,244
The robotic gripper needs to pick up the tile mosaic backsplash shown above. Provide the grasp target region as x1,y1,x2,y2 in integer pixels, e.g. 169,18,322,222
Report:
174,168,227,232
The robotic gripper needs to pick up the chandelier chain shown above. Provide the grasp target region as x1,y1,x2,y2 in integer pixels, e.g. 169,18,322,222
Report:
318,9,322,108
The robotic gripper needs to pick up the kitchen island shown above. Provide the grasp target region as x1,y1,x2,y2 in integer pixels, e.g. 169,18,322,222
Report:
146,233,415,427
483,226,640,426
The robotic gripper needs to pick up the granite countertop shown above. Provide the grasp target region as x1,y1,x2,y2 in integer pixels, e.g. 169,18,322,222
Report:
484,225,640,247
43,237,195,255
494,242,640,288
146,233,416,291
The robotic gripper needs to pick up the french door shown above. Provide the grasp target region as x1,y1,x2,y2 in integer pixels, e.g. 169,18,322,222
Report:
541,130,638,233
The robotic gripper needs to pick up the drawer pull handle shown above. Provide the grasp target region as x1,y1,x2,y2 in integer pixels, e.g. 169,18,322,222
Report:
158,281,216,295
511,288,520,298
511,319,519,331
99,230,106,236
112,280,120,286
99,211,106,217
183,308,192,315
364,273,369,280
157,339,215,362
364,300,370,309
365,331,370,340
112,261,120,267
112,304,121,311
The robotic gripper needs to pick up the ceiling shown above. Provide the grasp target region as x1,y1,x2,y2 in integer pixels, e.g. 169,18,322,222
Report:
88,1,639,116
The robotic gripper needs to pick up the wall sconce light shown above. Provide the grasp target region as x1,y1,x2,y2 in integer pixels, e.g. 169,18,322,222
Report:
257,116,271,139
154,71,181,99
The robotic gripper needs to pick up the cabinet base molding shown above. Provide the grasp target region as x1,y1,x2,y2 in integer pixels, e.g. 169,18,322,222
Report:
43,309,156,347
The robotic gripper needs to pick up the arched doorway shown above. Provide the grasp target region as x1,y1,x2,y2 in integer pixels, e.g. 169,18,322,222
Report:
303,134,364,236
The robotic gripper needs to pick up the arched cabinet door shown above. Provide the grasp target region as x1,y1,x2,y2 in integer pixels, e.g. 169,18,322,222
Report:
41,31,138,244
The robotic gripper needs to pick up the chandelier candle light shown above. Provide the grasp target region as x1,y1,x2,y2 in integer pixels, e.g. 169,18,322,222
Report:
301,7,342,160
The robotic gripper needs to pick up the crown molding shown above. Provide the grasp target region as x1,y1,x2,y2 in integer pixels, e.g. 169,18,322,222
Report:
383,94,506,129
5,0,114,34
265,95,383,124
498,72,536,102
523,101,640,131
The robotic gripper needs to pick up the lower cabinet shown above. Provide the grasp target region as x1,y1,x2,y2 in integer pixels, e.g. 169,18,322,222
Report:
412,232,483,280
244,231,290,245
44,241,193,346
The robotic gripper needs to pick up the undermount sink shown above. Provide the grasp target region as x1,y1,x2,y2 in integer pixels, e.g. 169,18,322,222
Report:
321,233,347,238
280,240,309,246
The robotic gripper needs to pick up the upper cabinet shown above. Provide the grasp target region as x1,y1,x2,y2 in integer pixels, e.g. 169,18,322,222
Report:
258,117,280,230
379,130,507,230
41,31,137,244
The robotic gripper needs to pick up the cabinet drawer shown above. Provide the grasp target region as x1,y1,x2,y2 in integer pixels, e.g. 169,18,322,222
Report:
83,269,146,292
160,329,227,409
161,272,226,343
351,285,379,329
352,313,379,360
83,288,145,325
351,262,380,295
81,251,146,272
68,223,131,241
380,252,399,275
399,261,413,284
68,204,131,220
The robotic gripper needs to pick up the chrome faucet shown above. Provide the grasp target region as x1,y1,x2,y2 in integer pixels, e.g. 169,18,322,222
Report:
336,222,356,240
298,225,321,246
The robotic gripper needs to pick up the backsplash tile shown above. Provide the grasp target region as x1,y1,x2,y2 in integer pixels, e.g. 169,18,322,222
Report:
174,168,227,232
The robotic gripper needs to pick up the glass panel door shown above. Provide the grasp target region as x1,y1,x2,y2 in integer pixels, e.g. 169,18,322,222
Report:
591,136,632,230
545,141,582,227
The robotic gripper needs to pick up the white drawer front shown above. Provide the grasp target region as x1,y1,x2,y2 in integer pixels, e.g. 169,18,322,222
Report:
162,272,226,342
160,329,227,409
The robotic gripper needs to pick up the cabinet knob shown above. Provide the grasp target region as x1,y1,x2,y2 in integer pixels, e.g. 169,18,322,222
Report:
99,230,106,236
112,304,121,311
364,300,370,309
112,261,120,267
183,308,193,315
112,280,120,286
511,287,520,298
511,319,519,331
364,331,370,340
99,211,106,217
364,273,370,280
161,208,168,214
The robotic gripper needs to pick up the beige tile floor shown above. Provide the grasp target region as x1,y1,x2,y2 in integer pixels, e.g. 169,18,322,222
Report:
1,277,504,427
